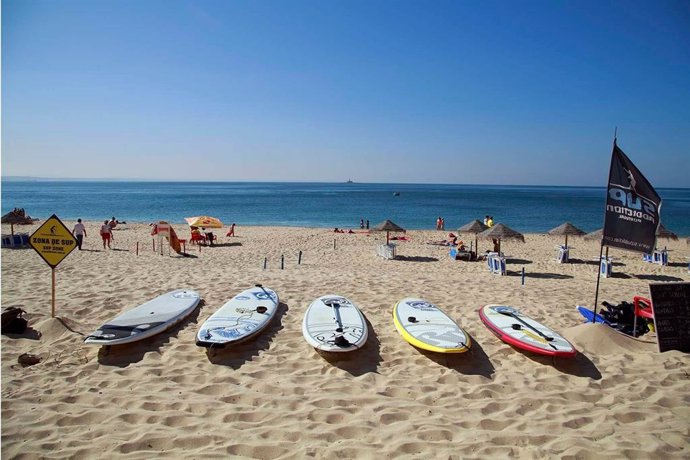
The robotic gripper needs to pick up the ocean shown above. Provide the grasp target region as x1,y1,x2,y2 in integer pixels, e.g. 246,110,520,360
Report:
2,181,689,235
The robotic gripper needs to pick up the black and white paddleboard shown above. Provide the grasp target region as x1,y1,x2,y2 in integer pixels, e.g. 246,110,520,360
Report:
84,289,201,346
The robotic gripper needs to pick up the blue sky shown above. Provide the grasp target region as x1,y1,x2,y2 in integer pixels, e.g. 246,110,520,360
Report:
3,0,689,186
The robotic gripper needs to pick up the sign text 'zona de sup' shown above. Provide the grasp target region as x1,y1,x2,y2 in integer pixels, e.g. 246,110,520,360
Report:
29,214,77,318
29,214,77,268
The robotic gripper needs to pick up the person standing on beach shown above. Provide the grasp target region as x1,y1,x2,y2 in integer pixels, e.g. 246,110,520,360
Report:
72,219,86,250
366,219,369,229
100,220,113,249
226,223,236,237
436,217,442,230
487,216,494,227
441,217,445,231
360,219,364,229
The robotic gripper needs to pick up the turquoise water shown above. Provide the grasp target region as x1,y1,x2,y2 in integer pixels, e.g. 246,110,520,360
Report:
2,181,689,235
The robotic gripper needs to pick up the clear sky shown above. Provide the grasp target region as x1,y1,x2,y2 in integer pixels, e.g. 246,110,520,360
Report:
2,0,689,186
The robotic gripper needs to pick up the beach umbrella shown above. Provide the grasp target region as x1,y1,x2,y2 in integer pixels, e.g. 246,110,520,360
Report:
478,223,524,254
656,223,678,240
584,228,603,242
184,216,224,229
458,219,488,253
1,211,35,236
547,222,586,247
374,219,405,244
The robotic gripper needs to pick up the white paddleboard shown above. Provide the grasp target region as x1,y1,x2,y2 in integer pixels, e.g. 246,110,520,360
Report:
393,298,471,353
84,289,201,346
478,304,576,357
302,295,368,352
196,285,279,348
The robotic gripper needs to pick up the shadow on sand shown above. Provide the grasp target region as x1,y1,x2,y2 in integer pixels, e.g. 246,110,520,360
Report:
3,326,42,341
634,274,685,282
96,300,205,367
519,349,602,380
415,333,495,379
668,262,688,268
509,271,574,280
507,258,532,265
317,315,382,376
568,258,598,266
205,302,288,370
395,256,438,263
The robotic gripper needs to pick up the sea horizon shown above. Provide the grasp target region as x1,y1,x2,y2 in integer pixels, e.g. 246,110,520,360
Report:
3,179,690,236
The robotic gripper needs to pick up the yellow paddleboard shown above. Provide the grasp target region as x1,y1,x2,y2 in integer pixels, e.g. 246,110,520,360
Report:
393,298,471,353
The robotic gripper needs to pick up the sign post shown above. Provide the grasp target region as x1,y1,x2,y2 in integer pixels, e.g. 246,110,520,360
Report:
29,214,77,318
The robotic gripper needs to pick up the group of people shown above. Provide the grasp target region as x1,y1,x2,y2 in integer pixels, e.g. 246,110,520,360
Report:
483,215,495,227
359,219,370,229
71,216,123,250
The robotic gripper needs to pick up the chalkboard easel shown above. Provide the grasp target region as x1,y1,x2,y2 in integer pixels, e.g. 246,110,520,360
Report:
649,282,690,353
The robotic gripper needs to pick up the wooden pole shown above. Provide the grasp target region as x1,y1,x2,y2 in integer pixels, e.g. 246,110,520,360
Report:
51,268,56,318
136,241,139,256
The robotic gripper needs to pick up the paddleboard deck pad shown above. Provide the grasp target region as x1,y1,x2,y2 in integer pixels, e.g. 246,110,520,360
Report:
393,298,471,353
479,304,576,357
303,295,368,352
84,289,201,346
196,286,279,348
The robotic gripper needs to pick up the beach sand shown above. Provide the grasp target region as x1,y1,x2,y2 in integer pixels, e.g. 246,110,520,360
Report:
2,222,689,459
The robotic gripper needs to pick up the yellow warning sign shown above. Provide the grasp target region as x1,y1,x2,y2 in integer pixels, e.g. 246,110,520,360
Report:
29,214,77,268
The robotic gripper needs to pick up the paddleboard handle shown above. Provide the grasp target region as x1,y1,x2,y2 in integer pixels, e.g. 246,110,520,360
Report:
256,306,268,314
496,308,554,342
408,316,418,323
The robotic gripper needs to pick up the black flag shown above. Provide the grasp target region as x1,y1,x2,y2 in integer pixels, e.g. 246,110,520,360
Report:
602,140,662,254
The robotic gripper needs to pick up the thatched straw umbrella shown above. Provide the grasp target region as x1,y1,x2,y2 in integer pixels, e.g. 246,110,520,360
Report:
478,223,525,254
374,219,405,244
656,223,678,241
458,219,488,254
1,211,35,236
547,222,585,247
583,228,603,242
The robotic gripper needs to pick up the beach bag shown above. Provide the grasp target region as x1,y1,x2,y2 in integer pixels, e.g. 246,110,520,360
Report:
600,301,647,336
1,307,28,334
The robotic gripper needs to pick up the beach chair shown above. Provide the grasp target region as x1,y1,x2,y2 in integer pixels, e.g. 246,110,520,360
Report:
632,296,654,338
487,252,506,275
600,256,613,278
376,243,396,260
556,245,569,263
190,232,206,245
643,249,668,266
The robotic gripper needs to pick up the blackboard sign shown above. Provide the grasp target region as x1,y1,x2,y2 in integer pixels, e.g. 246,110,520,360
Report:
649,282,690,353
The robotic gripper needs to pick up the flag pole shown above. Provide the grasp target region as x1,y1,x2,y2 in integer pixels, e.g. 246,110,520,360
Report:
592,130,618,322
592,244,605,322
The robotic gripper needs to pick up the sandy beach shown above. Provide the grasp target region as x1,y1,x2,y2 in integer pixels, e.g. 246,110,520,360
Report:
2,221,689,459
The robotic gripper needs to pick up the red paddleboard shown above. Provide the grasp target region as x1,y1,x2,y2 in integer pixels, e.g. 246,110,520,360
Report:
478,305,576,357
